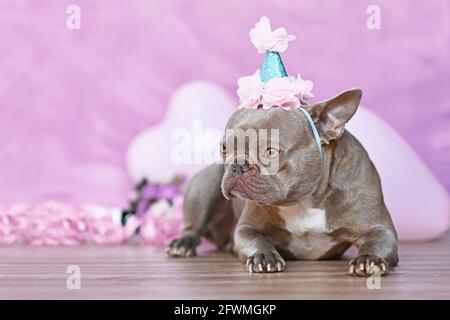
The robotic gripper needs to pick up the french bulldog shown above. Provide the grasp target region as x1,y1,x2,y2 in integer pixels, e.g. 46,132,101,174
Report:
167,88,399,276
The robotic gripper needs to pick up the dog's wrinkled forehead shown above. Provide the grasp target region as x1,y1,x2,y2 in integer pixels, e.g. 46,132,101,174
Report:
225,108,313,147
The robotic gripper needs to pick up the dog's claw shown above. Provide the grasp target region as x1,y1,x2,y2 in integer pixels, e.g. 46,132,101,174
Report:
245,251,285,273
348,264,354,275
167,235,200,258
347,255,390,277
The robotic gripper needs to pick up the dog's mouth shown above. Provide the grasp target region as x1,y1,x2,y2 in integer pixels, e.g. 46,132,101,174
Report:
221,171,286,205
222,176,255,201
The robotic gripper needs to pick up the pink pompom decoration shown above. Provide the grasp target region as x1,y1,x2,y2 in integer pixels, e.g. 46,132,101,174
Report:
0,204,23,245
20,202,87,246
82,205,126,245
0,200,183,246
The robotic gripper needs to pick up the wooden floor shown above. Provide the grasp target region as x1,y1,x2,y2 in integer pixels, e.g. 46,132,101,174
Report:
1,233,450,299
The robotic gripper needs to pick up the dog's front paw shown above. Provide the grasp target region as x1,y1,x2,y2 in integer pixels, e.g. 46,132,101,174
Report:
166,235,200,258
246,251,285,273
347,254,388,277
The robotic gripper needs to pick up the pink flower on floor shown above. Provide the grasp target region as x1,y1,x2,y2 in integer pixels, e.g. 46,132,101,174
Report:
0,195,183,246
0,205,23,245
20,202,87,246
125,198,183,246
83,205,126,245
0,202,128,246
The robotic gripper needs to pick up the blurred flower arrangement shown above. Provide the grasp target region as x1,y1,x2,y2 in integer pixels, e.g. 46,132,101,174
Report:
0,177,184,246
122,175,185,246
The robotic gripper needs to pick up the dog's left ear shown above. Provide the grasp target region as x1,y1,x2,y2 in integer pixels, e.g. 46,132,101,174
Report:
306,88,362,144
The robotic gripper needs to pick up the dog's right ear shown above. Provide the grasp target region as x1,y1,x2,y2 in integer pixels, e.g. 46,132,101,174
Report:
306,88,362,144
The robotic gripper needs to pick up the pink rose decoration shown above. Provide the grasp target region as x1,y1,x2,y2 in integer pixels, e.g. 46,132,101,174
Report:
237,73,314,110
250,16,296,53
262,77,300,109
292,74,314,104
237,70,264,109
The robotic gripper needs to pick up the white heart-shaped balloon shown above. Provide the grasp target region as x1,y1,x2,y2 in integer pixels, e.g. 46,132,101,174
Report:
126,81,235,182
347,109,450,241
127,81,449,240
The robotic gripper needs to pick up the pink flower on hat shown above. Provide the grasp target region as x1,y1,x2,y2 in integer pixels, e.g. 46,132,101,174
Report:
262,76,300,109
237,73,314,110
237,70,264,109
250,16,296,53
293,74,314,104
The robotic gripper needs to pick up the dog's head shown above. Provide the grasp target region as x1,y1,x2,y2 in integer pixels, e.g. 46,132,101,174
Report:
220,88,362,205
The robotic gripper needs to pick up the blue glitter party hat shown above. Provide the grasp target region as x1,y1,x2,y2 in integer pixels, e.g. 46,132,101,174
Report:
239,16,314,111
249,16,293,83
260,51,288,83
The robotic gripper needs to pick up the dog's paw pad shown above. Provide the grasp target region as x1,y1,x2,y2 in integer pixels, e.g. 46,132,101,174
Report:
347,255,388,277
246,251,285,273
166,236,199,258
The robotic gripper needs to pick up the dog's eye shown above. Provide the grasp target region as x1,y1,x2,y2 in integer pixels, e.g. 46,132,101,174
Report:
264,148,279,159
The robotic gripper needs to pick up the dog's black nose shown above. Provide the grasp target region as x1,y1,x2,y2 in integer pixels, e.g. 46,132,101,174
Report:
231,160,250,177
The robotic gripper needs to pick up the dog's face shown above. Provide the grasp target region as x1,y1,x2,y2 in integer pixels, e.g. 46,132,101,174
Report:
220,88,362,205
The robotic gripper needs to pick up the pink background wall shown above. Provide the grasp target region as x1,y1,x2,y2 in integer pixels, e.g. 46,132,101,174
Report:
0,0,449,206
